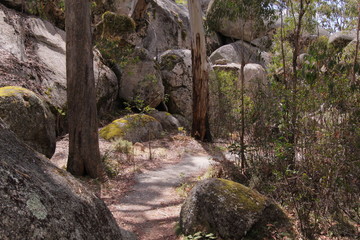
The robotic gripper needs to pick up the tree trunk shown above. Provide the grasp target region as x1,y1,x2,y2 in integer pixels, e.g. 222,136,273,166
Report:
65,0,103,178
188,0,212,142
289,0,307,168
352,5,360,85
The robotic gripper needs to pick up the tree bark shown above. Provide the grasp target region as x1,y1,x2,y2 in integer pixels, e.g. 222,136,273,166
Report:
289,0,308,167
65,0,103,178
352,5,360,85
188,0,212,142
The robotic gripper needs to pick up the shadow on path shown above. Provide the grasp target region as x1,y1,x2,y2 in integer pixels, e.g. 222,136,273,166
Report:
110,153,213,240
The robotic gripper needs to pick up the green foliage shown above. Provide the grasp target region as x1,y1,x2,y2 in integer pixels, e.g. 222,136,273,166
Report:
217,2,360,238
316,0,358,32
25,0,65,29
160,54,182,71
101,151,120,178
184,232,217,240
264,13,359,238
209,69,242,138
96,38,139,67
100,11,136,37
124,97,155,114
94,12,136,68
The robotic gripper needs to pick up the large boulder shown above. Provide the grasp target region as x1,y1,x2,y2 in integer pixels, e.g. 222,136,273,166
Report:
148,110,181,132
0,119,130,240
180,178,295,240
212,63,268,95
131,0,191,57
0,86,56,158
329,30,357,49
99,114,163,142
159,49,193,122
119,48,164,108
209,41,270,67
1,0,65,29
342,38,360,63
0,4,119,127
206,0,267,42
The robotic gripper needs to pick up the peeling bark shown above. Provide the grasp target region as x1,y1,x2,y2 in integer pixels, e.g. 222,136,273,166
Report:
188,0,212,142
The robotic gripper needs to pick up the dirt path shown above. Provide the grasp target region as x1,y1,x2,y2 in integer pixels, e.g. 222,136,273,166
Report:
109,153,212,240
51,134,215,240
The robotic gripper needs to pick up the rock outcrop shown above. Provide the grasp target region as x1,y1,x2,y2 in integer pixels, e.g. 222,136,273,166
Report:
329,30,357,49
119,48,164,108
209,41,270,67
0,86,56,158
159,49,193,122
148,110,180,132
212,63,268,95
206,0,268,42
0,119,130,240
0,3,118,127
131,0,191,57
100,114,163,142
180,178,295,240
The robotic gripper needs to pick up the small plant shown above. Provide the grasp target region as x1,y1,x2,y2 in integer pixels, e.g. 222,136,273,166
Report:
124,97,155,113
101,151,120,178
112,138,133,154
111,138,135,165
184,232,217,240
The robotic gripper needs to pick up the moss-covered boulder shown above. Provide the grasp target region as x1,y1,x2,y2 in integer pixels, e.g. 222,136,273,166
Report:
99,114,163,142
0,86,56,158
180,178,295,239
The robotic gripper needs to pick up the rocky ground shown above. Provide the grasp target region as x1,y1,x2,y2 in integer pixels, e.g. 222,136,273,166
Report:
51,133,219,240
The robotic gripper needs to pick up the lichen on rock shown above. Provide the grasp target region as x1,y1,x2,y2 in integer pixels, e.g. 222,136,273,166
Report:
26,193,48,220
0,86,56,158
0,118,129,240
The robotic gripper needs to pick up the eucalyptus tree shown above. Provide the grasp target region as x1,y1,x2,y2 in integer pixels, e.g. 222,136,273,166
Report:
65,0,103,178
188,0,212,142
316,0,358,32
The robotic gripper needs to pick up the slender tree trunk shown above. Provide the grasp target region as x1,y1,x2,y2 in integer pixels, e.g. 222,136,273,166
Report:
188,0,212,142
352,6,360,85
240,57,247,169
280,6,291,133
289,0,306,167
65,0,103,178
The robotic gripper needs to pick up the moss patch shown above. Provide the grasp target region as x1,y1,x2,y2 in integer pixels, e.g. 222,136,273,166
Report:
100,11,136,37
99,114,158,141
95,12,136,67
217,178,267,213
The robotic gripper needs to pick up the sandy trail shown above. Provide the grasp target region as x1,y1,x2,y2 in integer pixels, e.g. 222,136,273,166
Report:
109,153,213,240
51,135,214,240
